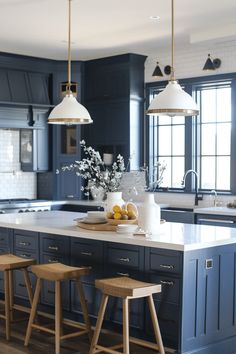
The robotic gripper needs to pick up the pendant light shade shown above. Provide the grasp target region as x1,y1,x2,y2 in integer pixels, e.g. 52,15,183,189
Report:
147,0,199,117
147,81,199,116
48,0,93,125
48,93,92,124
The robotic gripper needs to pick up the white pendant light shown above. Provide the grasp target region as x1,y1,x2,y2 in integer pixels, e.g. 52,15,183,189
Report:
48,0,93,125
147,0,199,117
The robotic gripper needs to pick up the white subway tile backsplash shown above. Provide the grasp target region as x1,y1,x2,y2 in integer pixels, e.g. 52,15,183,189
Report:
0,129,36,199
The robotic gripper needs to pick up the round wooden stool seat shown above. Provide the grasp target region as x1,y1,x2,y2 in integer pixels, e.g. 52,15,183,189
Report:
96,276,161,298
0,254,36,270
31,262,91,281
89,276,165,354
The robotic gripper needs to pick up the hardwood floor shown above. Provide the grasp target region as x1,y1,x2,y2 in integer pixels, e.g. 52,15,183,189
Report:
0,319,173,354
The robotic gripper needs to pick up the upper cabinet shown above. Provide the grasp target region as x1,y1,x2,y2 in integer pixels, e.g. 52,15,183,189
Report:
0,68,50,105
83,54,147,170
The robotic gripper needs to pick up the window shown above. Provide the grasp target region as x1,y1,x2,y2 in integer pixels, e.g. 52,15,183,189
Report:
196,83,231,191
146,74,235,193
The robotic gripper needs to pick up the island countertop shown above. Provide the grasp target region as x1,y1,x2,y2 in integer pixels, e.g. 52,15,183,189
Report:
0,210,235,251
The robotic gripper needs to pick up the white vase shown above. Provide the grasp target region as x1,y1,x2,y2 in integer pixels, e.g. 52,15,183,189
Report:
138,193,160,235
105,192,124,212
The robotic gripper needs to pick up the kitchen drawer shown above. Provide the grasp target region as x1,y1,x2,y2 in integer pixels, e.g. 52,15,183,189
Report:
0,228,9,246
41,280,69,310
41,253,64,265
150,274,180,305
147,248,182,274
71,281,102,318
14,232,38,251
40,234,69,257
0,272,4,292
15,249,37,261
106,243,143,270
0,247,8,255
14,269,36,300
71,238,103,266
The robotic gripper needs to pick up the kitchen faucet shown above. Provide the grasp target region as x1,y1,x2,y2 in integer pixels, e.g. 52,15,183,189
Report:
181,169,203,206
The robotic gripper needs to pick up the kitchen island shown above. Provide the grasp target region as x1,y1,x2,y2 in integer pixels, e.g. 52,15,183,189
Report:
0,211,235,354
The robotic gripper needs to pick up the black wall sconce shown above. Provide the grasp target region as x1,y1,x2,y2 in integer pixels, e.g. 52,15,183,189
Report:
203,54,221,71
152,61,172,78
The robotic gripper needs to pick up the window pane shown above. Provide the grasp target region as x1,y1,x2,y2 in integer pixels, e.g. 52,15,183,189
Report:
172,116,185,125
217,87,231,122
216,156,230,190
201,89,216,123
201,157,215,189
161,157,171,188
217,123,231,155
158,126,171,156
158,115,171,125
172,125,185,156
172,157,185,188
201,123,216,156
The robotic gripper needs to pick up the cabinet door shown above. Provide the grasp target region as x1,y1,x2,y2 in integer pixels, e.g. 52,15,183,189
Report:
57,161,81,200
196,214,236,227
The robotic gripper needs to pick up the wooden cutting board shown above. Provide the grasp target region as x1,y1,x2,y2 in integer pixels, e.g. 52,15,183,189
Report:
77,221,117,231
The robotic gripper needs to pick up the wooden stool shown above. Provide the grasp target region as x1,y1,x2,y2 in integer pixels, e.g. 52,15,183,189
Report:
89,276,165,354
0,253,36,340
24,262,92,354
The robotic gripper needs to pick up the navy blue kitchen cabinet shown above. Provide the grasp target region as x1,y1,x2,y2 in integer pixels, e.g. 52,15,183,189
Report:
13,229,39,301
39,233,70,311
83,54,146,170
196,213,236,227
0,228,11,292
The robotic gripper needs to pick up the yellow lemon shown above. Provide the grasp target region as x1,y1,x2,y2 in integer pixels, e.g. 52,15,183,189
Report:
114,212,122,220
113,205,122,213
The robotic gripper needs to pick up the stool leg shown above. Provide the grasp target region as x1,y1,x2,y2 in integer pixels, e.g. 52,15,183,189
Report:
23,268,34,306
76,279,92,341
4,270,10,340
123,298,129,354
89,294,109,354
147,295,165,354
9,270,14,322
55,280,62,354
24,278,41,346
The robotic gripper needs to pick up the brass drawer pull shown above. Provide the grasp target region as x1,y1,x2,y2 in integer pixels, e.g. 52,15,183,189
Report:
20,253,31,258
48,259,58,263
118,257,130,263
81,252,93,256
159,264,174,269
19,241,31,246
160,280,174,286
198,218,234,224
48,246,59,251
117,272,130,277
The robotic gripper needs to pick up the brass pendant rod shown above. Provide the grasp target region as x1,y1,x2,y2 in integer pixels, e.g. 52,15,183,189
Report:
171,0,175,81
67,0,72,90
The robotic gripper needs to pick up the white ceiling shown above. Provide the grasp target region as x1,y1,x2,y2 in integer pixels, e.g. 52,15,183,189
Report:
0,0,236,61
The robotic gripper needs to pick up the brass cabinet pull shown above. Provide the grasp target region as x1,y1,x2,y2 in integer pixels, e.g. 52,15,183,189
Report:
48,290,55,295
19,283,26,288
48,259,58,263
160,280,174,286
19,241,30,246
48,246,59,251
118,257,130,263
81,252,93,256
66,195,74,199
20,253,31,258
117,272,130,277
159,264,174,269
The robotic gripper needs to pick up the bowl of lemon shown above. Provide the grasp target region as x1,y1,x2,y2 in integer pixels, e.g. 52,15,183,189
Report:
106,203,138,225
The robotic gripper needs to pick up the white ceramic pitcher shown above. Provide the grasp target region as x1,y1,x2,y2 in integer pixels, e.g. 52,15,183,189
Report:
138,193,160,234
105,192,124,212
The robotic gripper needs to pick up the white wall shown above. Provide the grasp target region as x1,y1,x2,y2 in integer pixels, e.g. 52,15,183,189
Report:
145,40,236,83
0,130,36,199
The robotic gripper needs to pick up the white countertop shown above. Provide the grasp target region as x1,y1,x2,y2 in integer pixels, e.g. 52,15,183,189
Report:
0,211,235,252
194,206,236,216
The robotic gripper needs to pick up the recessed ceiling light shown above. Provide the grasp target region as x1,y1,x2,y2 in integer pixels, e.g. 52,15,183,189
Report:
149,15,160,21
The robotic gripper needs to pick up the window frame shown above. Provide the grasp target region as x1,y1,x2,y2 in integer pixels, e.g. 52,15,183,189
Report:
145,73,236,194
